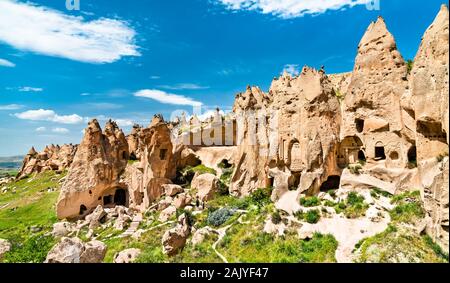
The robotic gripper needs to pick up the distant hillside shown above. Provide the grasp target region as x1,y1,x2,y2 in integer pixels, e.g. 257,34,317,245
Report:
0,156,23,170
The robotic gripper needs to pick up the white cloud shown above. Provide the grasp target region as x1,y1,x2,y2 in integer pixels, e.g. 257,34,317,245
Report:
0,0,140,63
35,126,46,132
80,92,91,96
158,83,210,90
134,89,203,107
95,115,134,127
282,64,300,76
216,0,372,18
19,86,43,92
14,109,84,124
0,104,24,110
52,127,70,134
0,58,15,67
150,75,161,80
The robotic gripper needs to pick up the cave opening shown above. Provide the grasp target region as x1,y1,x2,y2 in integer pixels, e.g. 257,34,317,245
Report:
358,150,366,162
408,146,417,163
355,118,365,133
79,205,87,215
103,195,113,205
159,148,168,160
114,189,127,206
320,175,341,192
375,144,386,160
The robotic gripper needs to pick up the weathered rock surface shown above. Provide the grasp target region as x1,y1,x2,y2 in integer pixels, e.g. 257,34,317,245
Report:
162,214,191,256
191,173,219,201
57,119,129,219
113,248,141,263
0,239,11,261
17,144,77,179
45,237,107,263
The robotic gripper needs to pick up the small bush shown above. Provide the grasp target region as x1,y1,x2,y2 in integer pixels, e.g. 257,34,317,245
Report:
347,192,365,206
249,187,272,208
323,200,336,207
423,235,449,261
305,210,321,224
206,208,234,227
300,196,321,207
328,190,336,198
348,164,363,175
271,210,282,224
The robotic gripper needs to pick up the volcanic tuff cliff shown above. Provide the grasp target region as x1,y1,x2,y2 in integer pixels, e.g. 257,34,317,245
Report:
16,5,448,252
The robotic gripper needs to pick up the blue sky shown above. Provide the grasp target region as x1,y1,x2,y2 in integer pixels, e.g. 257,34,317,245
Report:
0,0,447,156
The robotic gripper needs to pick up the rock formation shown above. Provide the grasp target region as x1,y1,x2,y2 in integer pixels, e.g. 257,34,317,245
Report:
56,119,129,219
17,144,77,179
125,115,176,211
410,4,449,251
162,214,191,256
45,237,107,263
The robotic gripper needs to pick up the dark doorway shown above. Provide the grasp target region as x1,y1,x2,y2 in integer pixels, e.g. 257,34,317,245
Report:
355,119,364,133
375,146,386,160
159,149,168,160
320,175,341,191
79,205,87,215
218,159,232,169
408,146,417,163
114,189,127,206
358,150,366,162
103,195,113,205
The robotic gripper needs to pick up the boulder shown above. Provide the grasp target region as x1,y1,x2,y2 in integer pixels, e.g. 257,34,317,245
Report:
85,205,106,230
113,248,141,263
159,205,177,222
0,239,11,261
162,184,183,197
162,214,191,256
191,227,211,247
51,222,73,238
192,173,219,201
45,237,106,263
172,193,192,209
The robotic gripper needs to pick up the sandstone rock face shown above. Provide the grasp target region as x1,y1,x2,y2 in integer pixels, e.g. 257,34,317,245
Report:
410,5,449,252
51,222,74,238
45,237,107,263
269,67,342,195
113,248,141,263
162,184,183,197
56,119,129,219
0,239,11,261
192,173,219,201
125,115,176,211
17,144,77,179
162,214,191,256
341,17,413,170
230,86,272,196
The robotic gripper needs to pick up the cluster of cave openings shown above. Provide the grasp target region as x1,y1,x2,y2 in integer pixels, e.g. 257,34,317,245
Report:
103,188,128,206
417,121,447,142
374,142,386,160
320,175,341,192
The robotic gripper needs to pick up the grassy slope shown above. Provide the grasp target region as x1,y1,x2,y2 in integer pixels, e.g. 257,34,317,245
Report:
0,171,66,262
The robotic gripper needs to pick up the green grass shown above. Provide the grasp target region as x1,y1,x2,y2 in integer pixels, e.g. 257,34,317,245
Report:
300,196,321,207
295,209,321,224
0,169,19,178
184,164,216,176
343,192,369,219
0,171,66,263
355,225,447,263
217,217,338,263
389,191,425,223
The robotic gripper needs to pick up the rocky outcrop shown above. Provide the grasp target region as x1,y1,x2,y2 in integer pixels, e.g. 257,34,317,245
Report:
45,237,107,263
17,144,77,179
230,86,272,196
341,16,413,169
410,4,449,252
125,115,176,211
162,214,191,256
113,248,141,263
192,173,219,201
0,239,11,261
56,119,129,219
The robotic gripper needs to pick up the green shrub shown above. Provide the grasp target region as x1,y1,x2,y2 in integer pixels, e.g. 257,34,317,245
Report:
206,208,234,227
423,235,449,261
406,59,414,74
271,210,282,224
347,192,365,206
323,200,336,207
328,190,336,198
348,164,363,175
305,210,321,224
300,196,321,207
249,187,272,208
